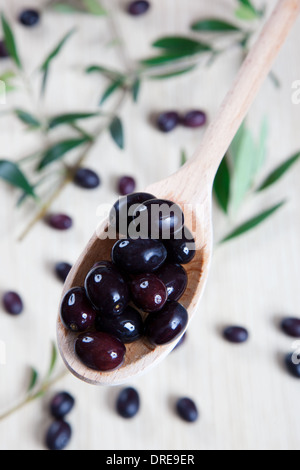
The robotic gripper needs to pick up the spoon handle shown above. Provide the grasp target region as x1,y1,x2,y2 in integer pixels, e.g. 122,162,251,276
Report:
183,0,300,202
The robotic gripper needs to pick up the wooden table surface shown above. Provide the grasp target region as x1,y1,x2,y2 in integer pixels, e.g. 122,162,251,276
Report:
0,0,300,451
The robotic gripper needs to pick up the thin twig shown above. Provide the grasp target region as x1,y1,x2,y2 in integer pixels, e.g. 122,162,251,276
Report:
18,90,128,242
0,369,68,422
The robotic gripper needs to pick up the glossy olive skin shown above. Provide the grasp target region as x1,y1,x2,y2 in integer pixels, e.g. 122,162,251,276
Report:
281,317,300,338
74,168,101,189
157,111,180,133
130,273,167,312
223,326,249,344
55,262,72,283
109,192,156,236
164,226,196,264
95,306,144,343
157,263,188,301
181,110,207,128
75,331,126,372
60,287,97,332
45,420,72,451
85,266,129,315
118,176,136,196
116,387,140,419
145,301,188,345
128,0,150,16
19,9,40,27
176,397,199,423
285,353,300,379
133,199,184,239
50,392,75,419
2,291,24,315
47,213,73,231
111,238,167,274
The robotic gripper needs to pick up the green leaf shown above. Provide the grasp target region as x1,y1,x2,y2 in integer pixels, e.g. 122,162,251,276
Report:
47,342,58,379
148,65,196,80
253,117,269,177
0,70,16,82
40,28,76,96
131,78,141,103
268,70,281,89
40,27,76,73
51,3,82,13
109,116,124,150
0,71,16,95
228,120,269,213
1,14,22,69
191,18,241,32
0,160,36,197
220,201,286,243
237,0,258,11
37,137,91,170
14,109,41,129
229,122,257,212
140,50,203,68
152,36,212,52
27,367,39,393
100,78,125,105
85,65,124,81
235,0,260,20
213,154,231,214
141,36,212,68
82,0,107,15
48,112,101,129
180,149,188,167
257,152,300,192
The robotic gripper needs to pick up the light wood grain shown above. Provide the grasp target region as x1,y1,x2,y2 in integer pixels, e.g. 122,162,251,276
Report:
0,0,300,450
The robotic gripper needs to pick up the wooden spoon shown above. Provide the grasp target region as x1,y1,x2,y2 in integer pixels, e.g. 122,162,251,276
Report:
57,0,300,386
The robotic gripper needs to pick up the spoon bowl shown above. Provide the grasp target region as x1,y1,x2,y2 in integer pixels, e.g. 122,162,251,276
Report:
57,0,300,385
57,179,213,385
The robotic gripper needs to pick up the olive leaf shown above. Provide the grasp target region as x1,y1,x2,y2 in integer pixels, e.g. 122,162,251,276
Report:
82,0,107,16
48,111,101,129
148,65,197,80
253,117,269,177
229,122,257,213
100,78,125,105
140,51,202,68
86,65,124,81
229,119,269,213
0,70,17,94
213,154,231,214
131,78,141,103
14,109,41,129
141,36,212,68
152,36,212,52
27,368,39,393
1,14,22,70
109,116,124,150
51,0,106,15
46,342,58,379
235,0,260,20
51,3,82,13
220,201,286,243
37,136,91,170
180,149,188,167
82,0,107,15
0,160,36,197
257,151,300,192
40,28,76,96
191,18,242,32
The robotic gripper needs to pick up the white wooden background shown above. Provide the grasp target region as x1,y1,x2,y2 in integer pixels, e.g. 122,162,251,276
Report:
0,0,300,450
